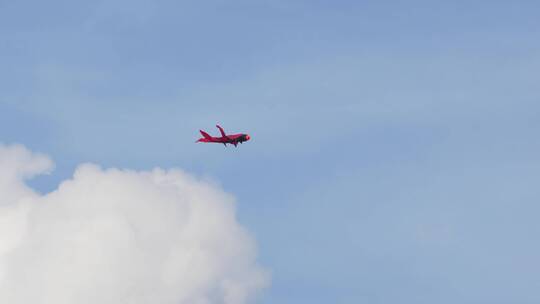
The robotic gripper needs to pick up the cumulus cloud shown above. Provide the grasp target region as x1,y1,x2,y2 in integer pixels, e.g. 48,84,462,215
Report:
0,144,268,304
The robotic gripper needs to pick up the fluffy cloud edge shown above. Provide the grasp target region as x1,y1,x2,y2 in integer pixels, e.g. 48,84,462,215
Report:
0,144,269,304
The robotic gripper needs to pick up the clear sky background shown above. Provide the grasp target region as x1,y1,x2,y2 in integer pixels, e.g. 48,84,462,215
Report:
1,0,540,303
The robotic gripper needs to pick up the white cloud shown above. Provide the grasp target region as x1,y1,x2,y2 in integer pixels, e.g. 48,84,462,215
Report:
0,144,268,304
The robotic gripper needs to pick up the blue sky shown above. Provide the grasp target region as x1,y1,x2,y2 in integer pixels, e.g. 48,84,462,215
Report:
1,0,540,303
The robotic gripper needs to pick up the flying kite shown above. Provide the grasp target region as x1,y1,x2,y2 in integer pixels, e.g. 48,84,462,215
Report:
196,125,251,147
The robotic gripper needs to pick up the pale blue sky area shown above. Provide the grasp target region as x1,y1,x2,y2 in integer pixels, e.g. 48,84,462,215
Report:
1,1,540,303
